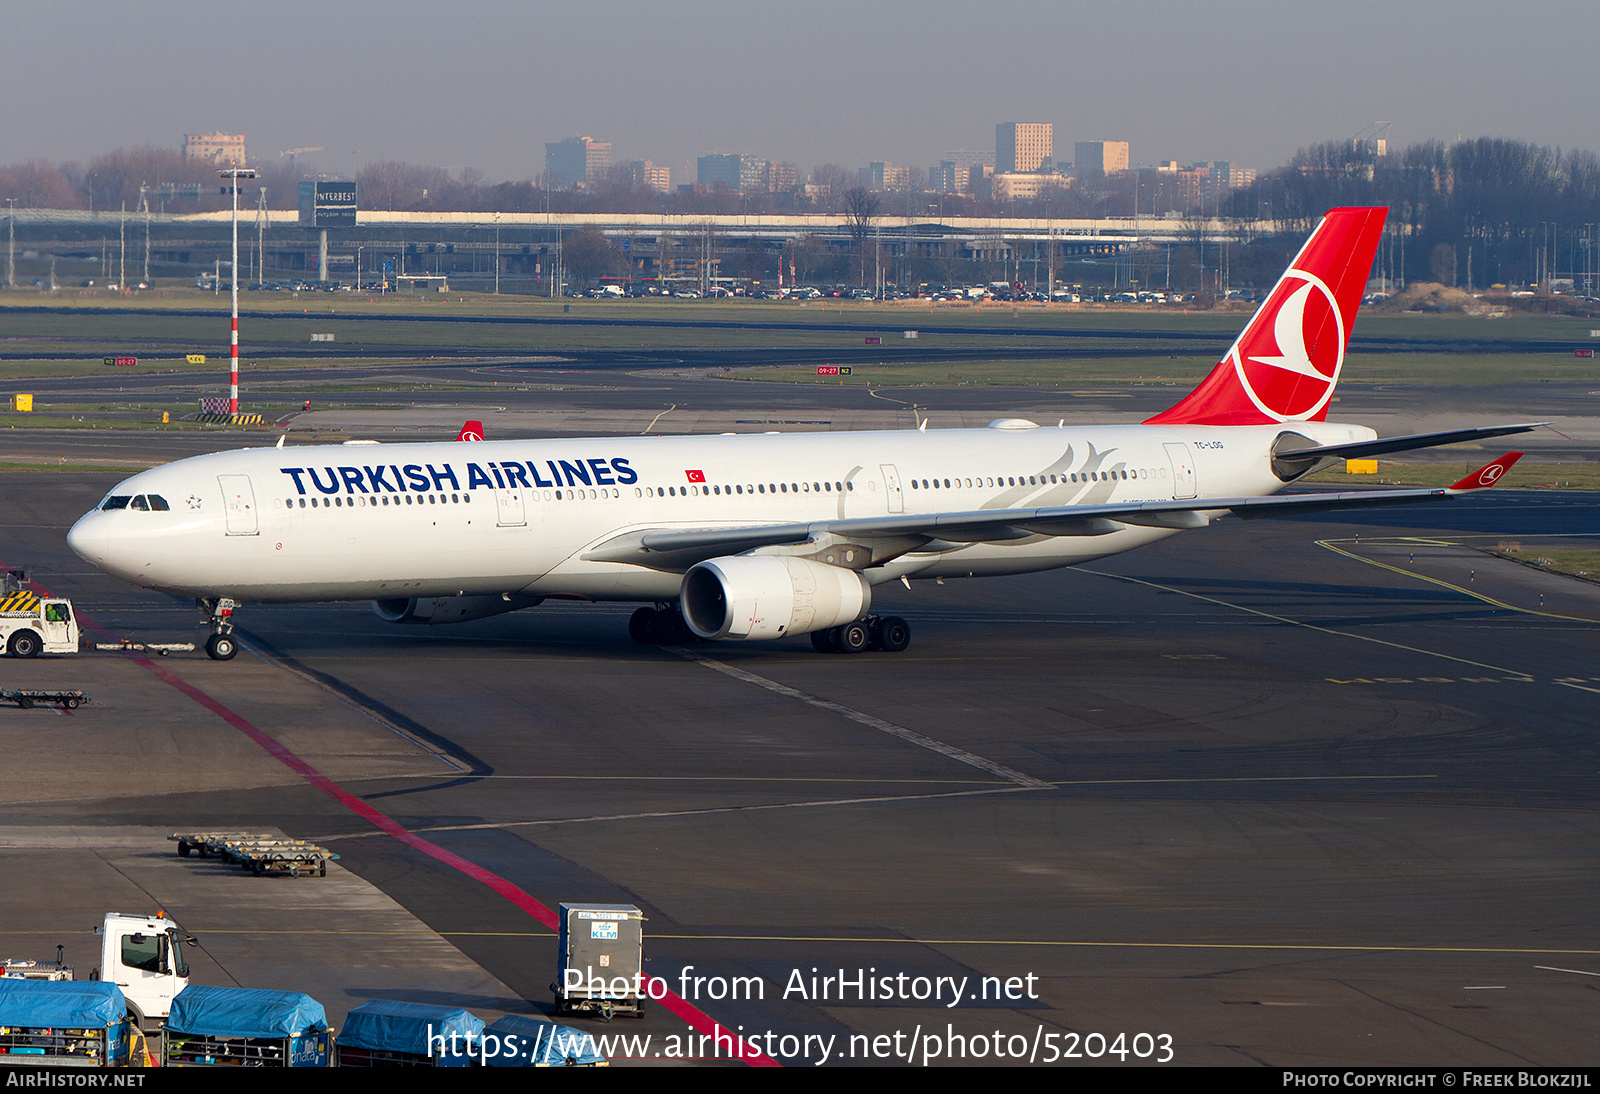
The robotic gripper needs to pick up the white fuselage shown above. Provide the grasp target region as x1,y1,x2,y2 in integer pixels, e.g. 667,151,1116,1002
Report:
67,419,1376,604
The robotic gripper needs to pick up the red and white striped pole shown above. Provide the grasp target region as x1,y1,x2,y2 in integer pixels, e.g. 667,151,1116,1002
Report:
220,167,256,417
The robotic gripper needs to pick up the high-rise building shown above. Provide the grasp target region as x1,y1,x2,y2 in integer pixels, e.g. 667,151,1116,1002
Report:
1073,141,1130,176
545,137,611,189
698,154,775,192
623,160,672,192
697,153,742,189
859,162,911,191
769,162,799,191
183,133,247,165
740,156,771,193
935,149,995,193
996,123,1052,174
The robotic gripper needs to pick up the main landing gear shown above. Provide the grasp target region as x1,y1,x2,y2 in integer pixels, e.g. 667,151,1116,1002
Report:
629,605,693,645
628,606,911,653
810,614,911,655
197,597,240,661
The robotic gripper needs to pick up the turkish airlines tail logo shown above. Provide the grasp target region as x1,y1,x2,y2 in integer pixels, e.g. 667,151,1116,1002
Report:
1146,207,1388,426
1449,452,1522,490
457,420,485,442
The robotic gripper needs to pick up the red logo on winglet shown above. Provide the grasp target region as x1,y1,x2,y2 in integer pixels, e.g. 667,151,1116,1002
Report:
1450,452,1522,490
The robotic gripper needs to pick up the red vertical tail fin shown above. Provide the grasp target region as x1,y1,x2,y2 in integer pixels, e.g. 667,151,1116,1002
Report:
1145,207,1387,426
457,420,485,442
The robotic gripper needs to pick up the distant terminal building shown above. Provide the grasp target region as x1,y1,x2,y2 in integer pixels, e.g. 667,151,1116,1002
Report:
996,122,1052,174
545,137,611,189
623,160,672,192
183,133,247,165
1074,140,1130,176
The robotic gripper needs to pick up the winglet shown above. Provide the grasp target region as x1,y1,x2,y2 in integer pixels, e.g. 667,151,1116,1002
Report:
1449,452,1523,491
457,420,485,442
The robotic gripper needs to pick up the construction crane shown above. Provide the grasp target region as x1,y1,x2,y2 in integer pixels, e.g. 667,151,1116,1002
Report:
1350,122,1392,158
279,147,324,163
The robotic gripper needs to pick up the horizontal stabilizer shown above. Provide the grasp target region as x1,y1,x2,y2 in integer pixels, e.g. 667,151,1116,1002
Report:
1271,423,1543,477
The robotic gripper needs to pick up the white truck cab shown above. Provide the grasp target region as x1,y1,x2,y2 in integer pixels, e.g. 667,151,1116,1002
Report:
93,912,194,1028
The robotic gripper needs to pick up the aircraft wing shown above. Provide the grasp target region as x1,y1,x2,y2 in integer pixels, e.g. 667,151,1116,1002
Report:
584,453,1525,572
1271,422,1542,476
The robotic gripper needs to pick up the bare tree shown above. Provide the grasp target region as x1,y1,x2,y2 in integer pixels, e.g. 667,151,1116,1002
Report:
562,226,619,285
843,186,880,245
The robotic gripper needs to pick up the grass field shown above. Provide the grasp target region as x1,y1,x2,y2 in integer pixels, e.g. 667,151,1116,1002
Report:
1485,545,1600,582
3,291,1600,380
724,348,1600,388
1304,461,1600,490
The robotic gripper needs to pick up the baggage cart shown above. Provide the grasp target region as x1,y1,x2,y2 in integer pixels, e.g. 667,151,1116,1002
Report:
335,999,481,1066
162,985,330,1067
0,978,133,1068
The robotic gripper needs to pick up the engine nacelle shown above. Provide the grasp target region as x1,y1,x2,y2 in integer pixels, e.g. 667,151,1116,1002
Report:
370,594,542,625
681,556,870,641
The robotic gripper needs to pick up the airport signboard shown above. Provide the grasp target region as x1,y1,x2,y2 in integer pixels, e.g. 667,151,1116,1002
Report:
298,181,358,228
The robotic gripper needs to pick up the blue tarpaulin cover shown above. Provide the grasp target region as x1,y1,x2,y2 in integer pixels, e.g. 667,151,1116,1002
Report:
166,985,328,1038
485,1014,606,1067
336,1000,483,1055
0,978,126,1028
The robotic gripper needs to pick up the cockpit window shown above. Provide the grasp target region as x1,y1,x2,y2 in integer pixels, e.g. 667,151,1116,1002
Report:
101,496,131,511
148,495,170,511
131,495,150,511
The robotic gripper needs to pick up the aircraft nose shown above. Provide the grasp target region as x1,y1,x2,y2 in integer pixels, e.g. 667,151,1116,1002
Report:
67,510,109,569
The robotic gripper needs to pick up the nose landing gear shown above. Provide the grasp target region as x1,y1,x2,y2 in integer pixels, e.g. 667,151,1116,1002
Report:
197,597,240,661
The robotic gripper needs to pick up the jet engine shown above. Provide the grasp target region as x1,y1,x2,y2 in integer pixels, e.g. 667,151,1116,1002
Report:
680,556,870,641
370,594,543,625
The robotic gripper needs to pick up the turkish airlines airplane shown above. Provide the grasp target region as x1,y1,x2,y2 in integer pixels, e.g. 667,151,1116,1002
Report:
67,207,1533,661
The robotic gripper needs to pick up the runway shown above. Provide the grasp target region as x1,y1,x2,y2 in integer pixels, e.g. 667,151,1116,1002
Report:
0,378,1596,1066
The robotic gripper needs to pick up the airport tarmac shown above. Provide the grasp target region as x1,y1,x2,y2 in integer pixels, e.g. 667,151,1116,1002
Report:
0,377,1597,1067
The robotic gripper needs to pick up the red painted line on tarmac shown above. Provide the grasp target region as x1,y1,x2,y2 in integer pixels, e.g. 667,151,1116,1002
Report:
11,565,779,1067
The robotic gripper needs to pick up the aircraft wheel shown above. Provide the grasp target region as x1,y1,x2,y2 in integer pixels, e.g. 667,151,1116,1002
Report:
666,611,694,644
878,617,912,653
7,630,41,658
205,634,238,661
810,629,838,653
837,621,871,654
628,607,655,644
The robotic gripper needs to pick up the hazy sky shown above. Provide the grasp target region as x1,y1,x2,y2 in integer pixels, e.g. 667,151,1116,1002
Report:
5,1,1596,182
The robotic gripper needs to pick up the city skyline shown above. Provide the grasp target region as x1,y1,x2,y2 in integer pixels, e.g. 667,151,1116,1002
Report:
3,2,1596,184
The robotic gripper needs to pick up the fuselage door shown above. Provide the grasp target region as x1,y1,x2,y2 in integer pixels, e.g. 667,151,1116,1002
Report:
1163,443,1197,500
218,475,259,535
880,464,904,514
495,487,526,527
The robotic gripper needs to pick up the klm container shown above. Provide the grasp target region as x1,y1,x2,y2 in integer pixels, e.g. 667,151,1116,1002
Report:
553,903,646,1020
